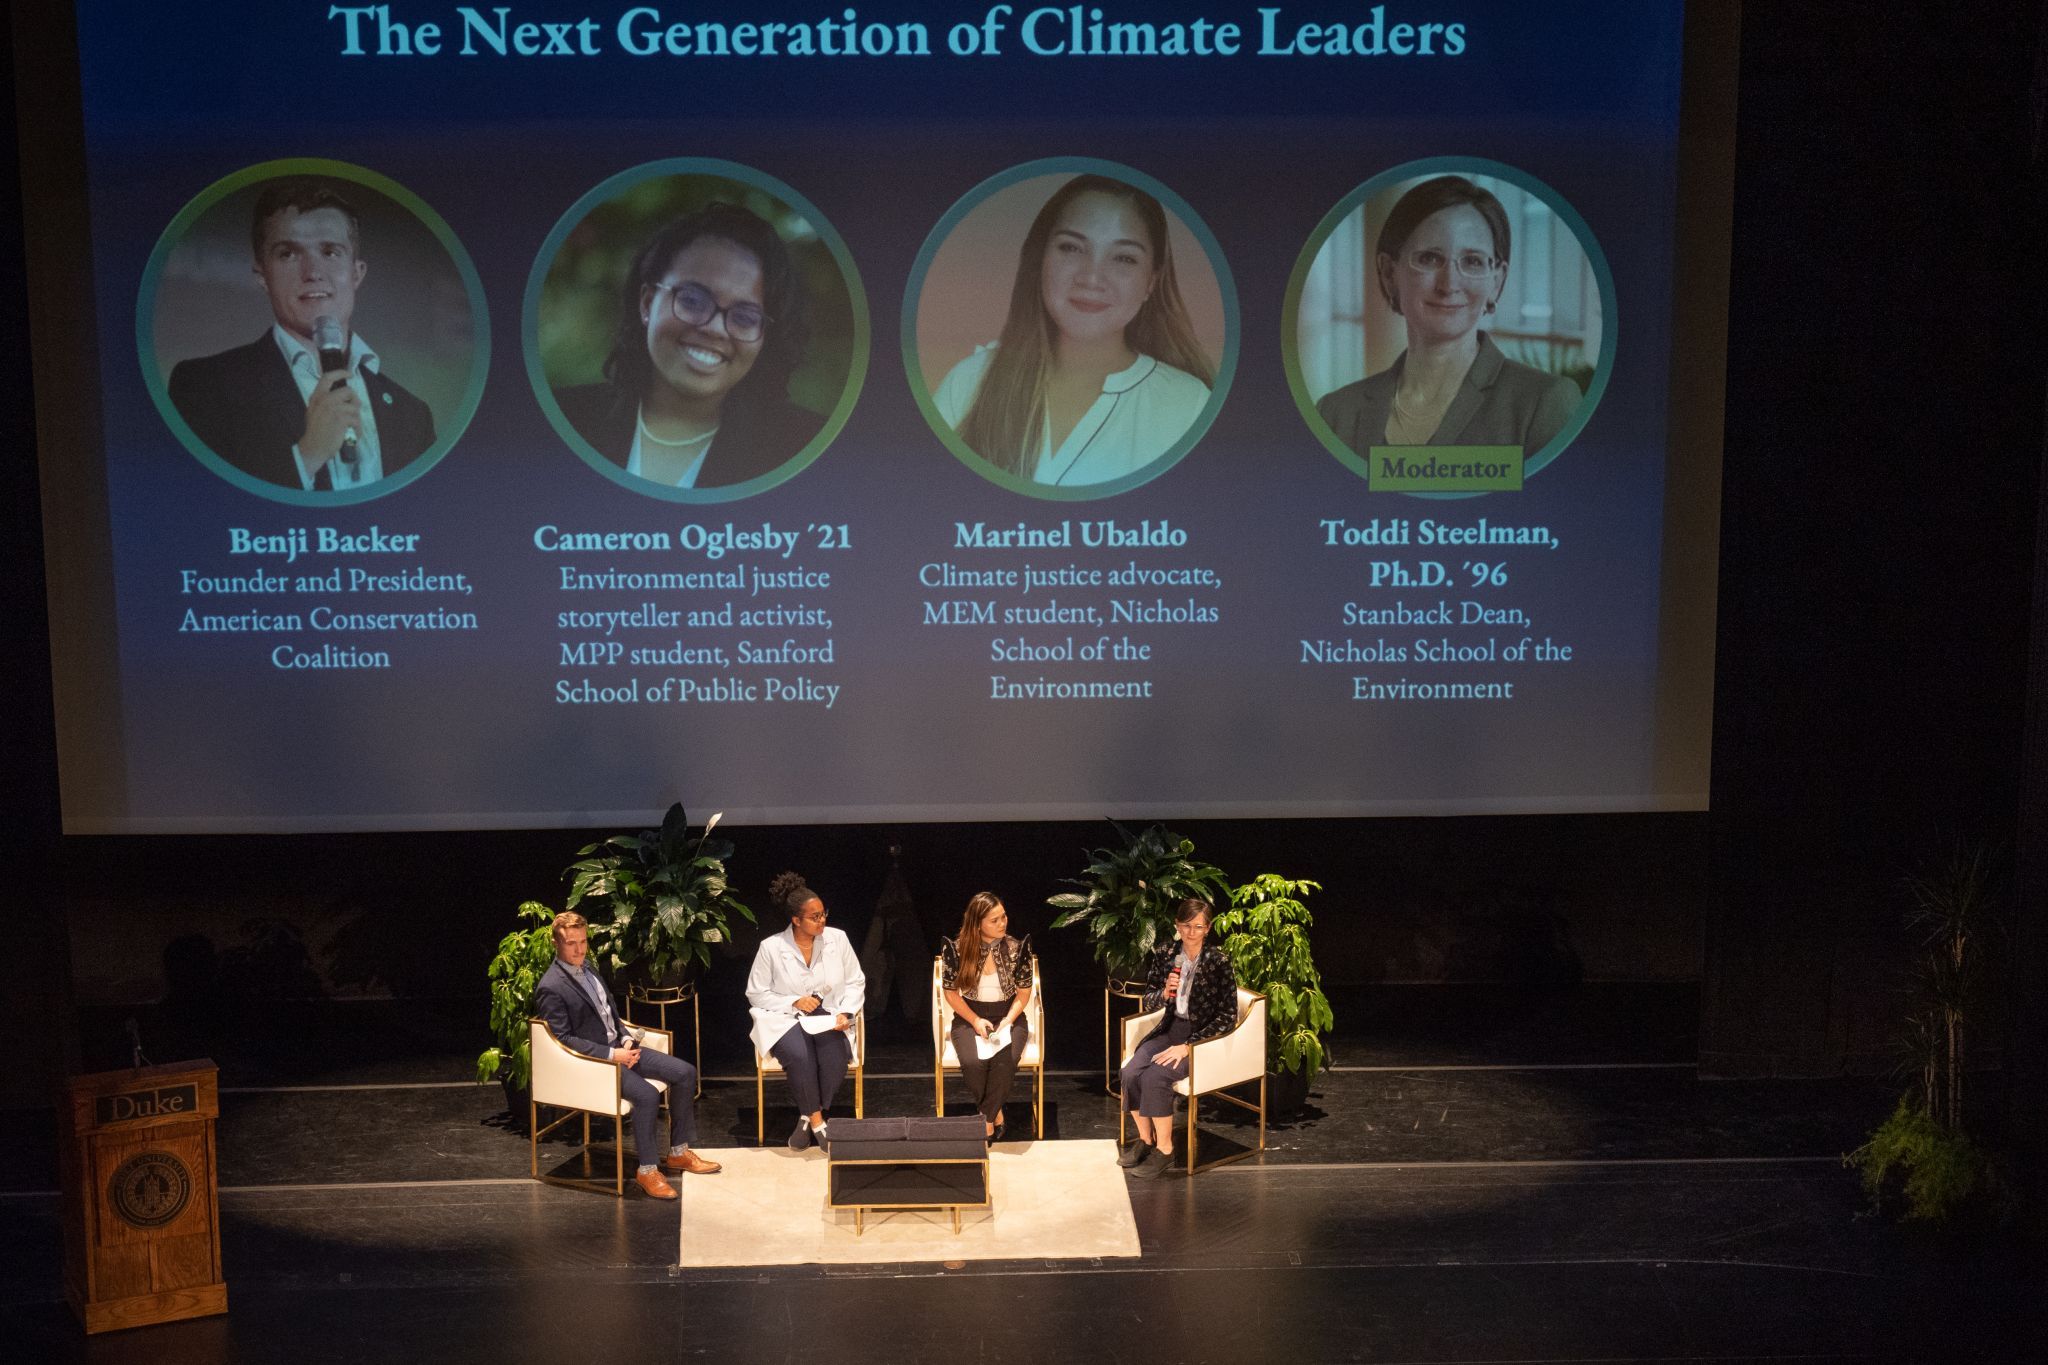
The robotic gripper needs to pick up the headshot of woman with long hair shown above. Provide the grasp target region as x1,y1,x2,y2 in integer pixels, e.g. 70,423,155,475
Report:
555,200,824,490
933,174,1215,488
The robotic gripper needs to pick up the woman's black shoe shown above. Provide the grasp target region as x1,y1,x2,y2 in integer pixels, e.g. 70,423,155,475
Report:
1116,1140,1152,1169
1135,1148,1176,1178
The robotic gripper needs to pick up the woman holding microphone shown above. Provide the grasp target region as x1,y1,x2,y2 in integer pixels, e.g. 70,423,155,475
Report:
1118,898,1238,1178
746,871,865,1151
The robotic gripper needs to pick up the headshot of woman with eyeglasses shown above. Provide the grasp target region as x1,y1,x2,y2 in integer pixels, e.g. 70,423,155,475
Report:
932,173,1216,488
1315,175,1581,458
554,201,825,489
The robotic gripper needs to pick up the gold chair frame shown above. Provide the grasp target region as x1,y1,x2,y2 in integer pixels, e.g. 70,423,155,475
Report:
931,956,1046,1138
528,1017,675,1197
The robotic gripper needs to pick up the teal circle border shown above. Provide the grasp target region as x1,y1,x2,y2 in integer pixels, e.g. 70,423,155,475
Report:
901,157,1240,502
137,158,491,507
1280,156,1618,500
523,159,870,504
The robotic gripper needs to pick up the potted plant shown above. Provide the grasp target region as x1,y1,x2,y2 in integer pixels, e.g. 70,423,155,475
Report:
1214,873,1335,1114
1846,845,2009,1223
475,899,560,1125
1047,821,1229,984
565,803,753,986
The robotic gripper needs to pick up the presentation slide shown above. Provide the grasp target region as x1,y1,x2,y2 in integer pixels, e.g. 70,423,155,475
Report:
29,1,1722,831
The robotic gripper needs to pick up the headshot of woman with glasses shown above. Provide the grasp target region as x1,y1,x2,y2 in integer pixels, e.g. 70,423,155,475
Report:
555,201,824,489
1316,175,1580,458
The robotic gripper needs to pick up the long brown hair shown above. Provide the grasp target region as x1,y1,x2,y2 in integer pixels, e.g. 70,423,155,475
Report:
957,175,1215,478
953,892,1005,989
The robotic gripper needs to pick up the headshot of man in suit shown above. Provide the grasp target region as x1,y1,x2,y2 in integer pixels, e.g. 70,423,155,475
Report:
167,177,436,493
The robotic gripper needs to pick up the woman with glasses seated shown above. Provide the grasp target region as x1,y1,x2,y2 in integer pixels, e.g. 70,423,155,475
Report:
939,892,1033,1141
556,201,824,489
1118,898,1238,1178
1316,175,1580,459
746,871,865,1151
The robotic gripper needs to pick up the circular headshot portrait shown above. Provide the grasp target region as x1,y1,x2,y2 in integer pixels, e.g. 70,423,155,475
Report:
527,161,867,502
1285,158,1614,493
906,160,1236,500
141,160,489,505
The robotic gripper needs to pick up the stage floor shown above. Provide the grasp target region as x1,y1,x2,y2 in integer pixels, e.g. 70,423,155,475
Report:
5,986,2038,1362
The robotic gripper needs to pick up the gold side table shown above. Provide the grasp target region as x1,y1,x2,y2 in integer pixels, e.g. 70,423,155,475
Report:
626,981,702,1098
1102,976,1150,1096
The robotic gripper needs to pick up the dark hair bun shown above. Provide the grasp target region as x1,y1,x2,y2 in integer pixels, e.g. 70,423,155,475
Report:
768,871,812,914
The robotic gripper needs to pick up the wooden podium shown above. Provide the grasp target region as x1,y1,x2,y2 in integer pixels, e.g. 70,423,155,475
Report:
58,1061,227,1333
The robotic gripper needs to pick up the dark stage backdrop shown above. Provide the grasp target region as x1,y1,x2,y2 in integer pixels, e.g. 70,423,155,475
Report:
23,0,1727,832
6,5,2043,1108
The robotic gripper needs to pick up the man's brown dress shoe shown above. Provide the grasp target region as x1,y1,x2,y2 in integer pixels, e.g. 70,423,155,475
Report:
634,1170,678,1200
661,1150,722,1176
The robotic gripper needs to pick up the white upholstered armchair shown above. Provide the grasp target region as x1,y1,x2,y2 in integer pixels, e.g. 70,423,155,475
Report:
1118,988,1268,1173
529,1017,674,1196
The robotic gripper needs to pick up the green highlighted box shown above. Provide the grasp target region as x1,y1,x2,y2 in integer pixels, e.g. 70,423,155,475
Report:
1368,446,1524,493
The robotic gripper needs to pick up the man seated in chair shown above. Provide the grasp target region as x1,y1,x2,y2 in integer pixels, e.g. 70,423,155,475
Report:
533,911,720,1199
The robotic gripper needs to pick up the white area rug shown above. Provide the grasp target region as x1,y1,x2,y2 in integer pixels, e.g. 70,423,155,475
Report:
676,1138,1141,1266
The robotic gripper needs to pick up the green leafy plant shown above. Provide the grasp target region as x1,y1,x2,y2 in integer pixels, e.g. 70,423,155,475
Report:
1847,1097,1997,1222
1047,821,1229,980
566,803,753,980
1845,844,2008,1223
476,900,559,1090
1214,873,1336,1077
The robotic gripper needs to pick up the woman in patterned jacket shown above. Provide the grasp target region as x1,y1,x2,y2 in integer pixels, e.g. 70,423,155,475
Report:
940,892,1033,1140
1118,898,1239,1178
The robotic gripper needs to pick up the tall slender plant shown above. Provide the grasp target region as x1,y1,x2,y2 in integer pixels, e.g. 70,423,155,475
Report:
1214,874,1336,1078
566,803,753,979
1847,844,2008,1221
1048,821,1229,980
1903,846,1999,1132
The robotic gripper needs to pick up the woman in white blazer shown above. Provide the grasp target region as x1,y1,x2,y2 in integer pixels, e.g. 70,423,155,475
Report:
747,871,866,1150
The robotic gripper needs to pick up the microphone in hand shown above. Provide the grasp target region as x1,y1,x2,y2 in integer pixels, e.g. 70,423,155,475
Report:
312,314,359,465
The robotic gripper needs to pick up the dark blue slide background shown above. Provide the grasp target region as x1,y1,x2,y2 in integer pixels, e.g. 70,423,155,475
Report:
55,1,1699,830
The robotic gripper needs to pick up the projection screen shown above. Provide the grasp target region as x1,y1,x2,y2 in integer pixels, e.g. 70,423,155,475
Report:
21,1,1733,831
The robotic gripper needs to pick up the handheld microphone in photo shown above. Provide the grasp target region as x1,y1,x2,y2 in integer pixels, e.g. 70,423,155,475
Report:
311,314,359,465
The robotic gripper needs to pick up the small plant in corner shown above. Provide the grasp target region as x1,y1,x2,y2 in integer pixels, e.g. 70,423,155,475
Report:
1048,821,1230,981
1214,874,1336,1089
476,900,559,1093
566,803,754,982
1845,844,2009,1223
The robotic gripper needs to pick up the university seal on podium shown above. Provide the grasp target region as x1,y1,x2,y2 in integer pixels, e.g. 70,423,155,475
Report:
109,1150,192,1229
